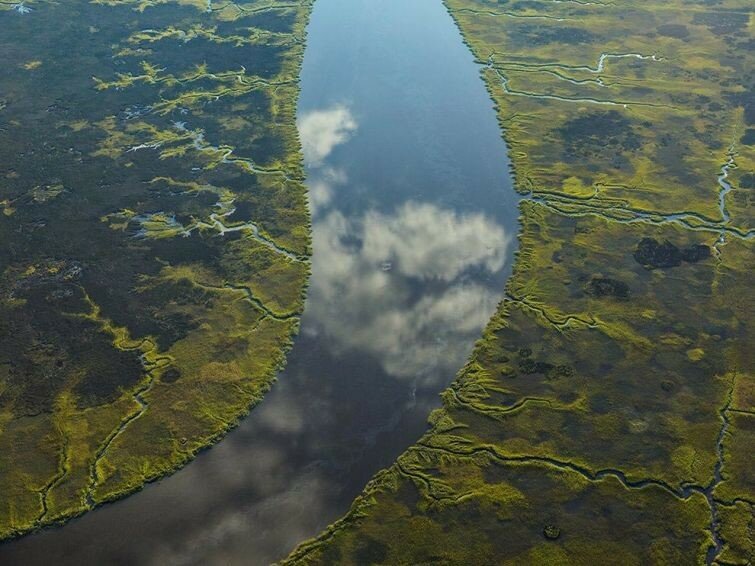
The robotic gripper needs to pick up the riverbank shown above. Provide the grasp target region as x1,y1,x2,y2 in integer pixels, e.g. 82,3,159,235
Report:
0,0,520,562
284,0,754,563
0,0,313,542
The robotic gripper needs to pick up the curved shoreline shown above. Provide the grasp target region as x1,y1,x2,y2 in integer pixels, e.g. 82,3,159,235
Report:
0,0,315,543
282,0,753,563
0,0,521,562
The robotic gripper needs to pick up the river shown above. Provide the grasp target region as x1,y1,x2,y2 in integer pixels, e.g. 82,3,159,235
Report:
0,0,517,563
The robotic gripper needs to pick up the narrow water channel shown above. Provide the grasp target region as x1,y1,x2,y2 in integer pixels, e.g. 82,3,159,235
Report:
0,0,518,563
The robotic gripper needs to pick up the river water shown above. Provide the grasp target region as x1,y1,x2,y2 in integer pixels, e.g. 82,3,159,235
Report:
0,0,517,563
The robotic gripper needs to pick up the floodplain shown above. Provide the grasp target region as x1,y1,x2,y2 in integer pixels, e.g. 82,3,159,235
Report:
0,0,312,540
286,0,754,564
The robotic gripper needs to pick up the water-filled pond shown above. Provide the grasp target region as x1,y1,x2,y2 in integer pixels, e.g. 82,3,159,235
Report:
0,0,517,563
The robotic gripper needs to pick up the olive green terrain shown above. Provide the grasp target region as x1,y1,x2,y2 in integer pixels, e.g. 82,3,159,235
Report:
0,0,311,539
286,0,753,564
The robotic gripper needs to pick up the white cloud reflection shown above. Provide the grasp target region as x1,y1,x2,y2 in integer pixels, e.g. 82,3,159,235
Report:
309,201,511,383
297,105,358,165
362,202,507,280
307,166,345,216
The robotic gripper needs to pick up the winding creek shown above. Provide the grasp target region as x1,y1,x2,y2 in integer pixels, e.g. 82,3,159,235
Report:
0,0,519,563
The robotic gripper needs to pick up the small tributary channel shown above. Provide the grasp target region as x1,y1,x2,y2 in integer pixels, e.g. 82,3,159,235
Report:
0,0,518,563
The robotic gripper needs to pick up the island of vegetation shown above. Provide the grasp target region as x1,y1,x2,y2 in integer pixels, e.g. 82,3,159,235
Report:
0,0,312,539
285,0,753,563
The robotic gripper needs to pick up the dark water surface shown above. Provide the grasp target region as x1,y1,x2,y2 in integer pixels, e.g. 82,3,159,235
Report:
0,0,517,563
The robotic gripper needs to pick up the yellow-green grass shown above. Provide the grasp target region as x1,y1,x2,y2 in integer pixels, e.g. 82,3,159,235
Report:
284,0,753,563
0,0,313,539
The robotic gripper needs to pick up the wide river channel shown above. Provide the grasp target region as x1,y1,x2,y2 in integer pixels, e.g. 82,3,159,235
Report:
0,0,518,563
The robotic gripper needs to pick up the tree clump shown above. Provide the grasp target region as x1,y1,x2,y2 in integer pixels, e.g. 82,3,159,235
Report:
543,525,561,540
633,238,710,269
586,276,630,299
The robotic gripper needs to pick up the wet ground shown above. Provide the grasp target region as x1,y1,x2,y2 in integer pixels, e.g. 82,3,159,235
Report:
0,0,518,563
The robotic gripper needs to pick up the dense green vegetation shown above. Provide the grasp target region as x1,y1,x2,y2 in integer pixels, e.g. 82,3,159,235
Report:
285,0,753,563
0,0,311,539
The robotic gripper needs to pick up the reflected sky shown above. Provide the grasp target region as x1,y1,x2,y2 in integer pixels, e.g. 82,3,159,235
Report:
0,0,519,564
309,195,510,382
298,105,358,165
300,101,512,383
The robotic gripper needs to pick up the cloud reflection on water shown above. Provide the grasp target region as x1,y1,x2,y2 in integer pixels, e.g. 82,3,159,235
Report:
299,101,511,385
0,11,518,556
362,202,508,280
307,166,344,216
308,201,511,383
297,105,358,166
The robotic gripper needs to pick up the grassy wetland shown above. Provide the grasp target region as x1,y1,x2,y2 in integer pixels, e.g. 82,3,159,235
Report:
0,0,311,540
285,0,754,564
